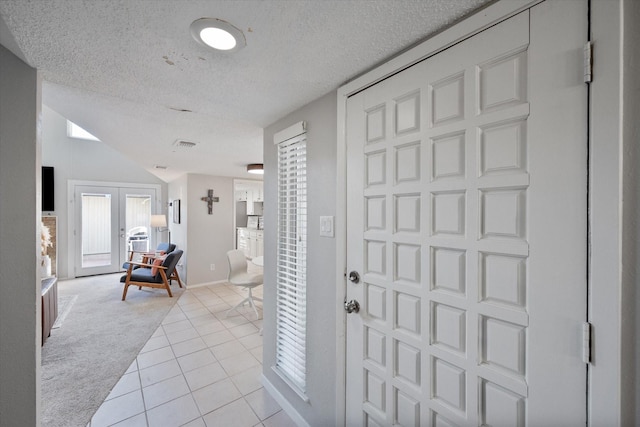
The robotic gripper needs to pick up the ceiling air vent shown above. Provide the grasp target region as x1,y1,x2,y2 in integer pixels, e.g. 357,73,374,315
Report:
173,139,198,150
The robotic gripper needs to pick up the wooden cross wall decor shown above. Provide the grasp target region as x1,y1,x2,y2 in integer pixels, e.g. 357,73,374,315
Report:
201,189,219,214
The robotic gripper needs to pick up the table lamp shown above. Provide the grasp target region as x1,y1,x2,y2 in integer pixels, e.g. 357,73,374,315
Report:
150,214,170,245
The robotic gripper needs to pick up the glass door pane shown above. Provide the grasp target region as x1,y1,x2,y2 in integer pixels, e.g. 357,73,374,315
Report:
123,191,153,264
81,193,113,268
75,185,120,276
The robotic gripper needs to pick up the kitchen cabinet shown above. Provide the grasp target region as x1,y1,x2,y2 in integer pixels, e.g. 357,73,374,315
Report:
245,189,264,215
237,228,263,259
247,201,263,216
250,230,264,258
235,181,264,215
237,228,250,257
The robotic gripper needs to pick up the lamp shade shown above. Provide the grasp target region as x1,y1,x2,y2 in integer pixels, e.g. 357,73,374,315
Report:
150,214,167,228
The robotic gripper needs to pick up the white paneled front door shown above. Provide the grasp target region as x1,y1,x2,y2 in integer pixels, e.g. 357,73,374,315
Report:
345,1,588,425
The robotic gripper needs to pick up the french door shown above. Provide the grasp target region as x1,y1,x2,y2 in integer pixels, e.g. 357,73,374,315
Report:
74,184,158,277
345,1,588,425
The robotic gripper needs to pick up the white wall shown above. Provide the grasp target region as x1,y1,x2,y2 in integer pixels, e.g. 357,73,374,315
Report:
167,173,235,286
0,43,41,426
186,174,234,285
262,91,338,425
41,105,166,278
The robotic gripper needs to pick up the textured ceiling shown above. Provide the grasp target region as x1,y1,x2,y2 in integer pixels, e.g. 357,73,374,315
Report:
0,0,490,182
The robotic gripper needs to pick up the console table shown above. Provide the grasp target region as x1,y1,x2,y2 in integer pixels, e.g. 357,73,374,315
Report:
41,277,58,345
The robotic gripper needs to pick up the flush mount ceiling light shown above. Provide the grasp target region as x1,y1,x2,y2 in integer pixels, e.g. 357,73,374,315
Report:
190,18,246,52
247,164,264,175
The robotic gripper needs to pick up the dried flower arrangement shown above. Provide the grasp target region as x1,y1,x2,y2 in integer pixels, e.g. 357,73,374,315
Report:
41,222,53,256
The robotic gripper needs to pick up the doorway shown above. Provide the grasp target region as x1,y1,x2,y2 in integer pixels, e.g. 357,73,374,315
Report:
72,182,160,277
233,179,264,257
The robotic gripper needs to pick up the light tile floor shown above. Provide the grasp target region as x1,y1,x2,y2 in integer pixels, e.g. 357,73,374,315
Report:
88,283,295,427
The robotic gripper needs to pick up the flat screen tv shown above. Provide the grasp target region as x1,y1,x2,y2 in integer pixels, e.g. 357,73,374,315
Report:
42,166,54,211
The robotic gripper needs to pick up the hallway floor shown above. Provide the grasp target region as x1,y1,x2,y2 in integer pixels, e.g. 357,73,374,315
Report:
87,283,294,427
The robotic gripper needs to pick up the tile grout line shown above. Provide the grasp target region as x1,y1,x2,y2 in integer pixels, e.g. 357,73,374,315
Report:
90,282,286,427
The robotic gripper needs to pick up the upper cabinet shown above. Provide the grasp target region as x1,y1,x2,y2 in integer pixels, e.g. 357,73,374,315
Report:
235,180,264,215
248,200,263,216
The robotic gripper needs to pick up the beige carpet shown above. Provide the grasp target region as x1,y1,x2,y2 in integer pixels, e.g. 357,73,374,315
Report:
41,273,184,427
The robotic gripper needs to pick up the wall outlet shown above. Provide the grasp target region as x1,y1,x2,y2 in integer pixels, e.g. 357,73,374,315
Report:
210,264,215,271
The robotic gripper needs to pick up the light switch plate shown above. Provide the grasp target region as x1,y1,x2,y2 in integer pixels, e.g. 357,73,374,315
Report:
320,216,334,237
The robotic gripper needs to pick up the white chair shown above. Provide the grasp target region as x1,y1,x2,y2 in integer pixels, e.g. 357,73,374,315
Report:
226,249,263,319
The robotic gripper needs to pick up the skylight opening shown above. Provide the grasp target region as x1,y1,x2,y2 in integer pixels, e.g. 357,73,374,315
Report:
67,120,100,141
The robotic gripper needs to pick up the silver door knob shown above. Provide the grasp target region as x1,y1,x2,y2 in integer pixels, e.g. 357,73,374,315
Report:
348,271,360,284
344,299,360,313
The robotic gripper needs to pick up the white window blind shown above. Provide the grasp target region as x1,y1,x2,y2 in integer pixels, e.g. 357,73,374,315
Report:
275,126,307,395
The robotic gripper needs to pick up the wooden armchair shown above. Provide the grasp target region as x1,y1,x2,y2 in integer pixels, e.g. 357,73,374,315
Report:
120,249,183,300
122,242,183,287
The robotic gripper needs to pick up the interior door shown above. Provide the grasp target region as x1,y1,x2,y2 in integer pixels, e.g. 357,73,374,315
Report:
74,185,156,277
345,1,588,425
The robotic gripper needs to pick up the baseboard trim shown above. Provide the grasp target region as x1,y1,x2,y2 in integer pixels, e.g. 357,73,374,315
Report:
261,374,310,427
185,279,227,289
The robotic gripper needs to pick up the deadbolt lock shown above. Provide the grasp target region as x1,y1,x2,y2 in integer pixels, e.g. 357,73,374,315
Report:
348,271,360,284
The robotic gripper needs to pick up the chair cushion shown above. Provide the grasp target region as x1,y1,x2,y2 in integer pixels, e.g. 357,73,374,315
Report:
120,267,162,283
150,258,163,276
157,242,176,253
